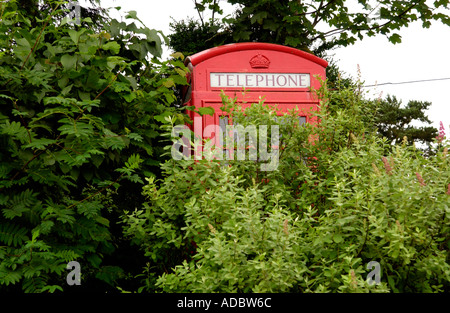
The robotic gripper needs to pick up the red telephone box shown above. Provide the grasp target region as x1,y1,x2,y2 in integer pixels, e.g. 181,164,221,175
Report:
182,42,328,158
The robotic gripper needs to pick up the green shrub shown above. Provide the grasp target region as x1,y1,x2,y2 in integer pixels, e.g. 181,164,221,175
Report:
122,83,449,293
0,1,188,292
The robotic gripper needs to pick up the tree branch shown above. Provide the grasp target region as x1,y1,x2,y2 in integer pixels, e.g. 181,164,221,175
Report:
1,135,62,191
212,0,217,22
312,1,420,42
93,67,123,101
5,3,60,86
193,0,205,27
366,1,419,32
19,3,60,72
312,0,324,27
301,0,338,17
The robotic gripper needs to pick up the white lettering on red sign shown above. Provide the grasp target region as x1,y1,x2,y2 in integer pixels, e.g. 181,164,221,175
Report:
210,73,310,88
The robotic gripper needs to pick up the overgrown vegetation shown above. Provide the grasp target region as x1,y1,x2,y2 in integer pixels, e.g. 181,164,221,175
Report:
1,0,448,293
122,82,449,293
0,0,189,291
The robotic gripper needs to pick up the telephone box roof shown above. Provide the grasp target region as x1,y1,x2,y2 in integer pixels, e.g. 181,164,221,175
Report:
185,42,328,68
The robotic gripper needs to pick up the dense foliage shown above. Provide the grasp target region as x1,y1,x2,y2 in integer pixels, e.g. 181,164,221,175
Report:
187,0,450,52
0,0,189,292
169,17,231,57
122,82,450,293
1,0,448,293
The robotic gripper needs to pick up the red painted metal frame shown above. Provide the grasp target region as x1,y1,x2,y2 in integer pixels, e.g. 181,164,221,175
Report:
182,42,328,148
186,42,328,68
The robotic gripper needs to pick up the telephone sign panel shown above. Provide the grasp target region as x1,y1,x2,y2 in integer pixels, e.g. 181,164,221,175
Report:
210,72,311,89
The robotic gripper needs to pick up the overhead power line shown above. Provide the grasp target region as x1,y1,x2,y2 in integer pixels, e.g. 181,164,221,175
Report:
363,77,450,87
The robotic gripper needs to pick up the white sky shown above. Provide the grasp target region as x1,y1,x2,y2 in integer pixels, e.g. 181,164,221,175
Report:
88,0,449,138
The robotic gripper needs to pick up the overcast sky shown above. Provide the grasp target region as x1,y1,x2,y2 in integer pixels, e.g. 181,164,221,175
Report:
90,0,449,138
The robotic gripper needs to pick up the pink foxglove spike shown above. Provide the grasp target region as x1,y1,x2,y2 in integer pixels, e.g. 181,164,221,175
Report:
436,121,445,143
439,121,445,137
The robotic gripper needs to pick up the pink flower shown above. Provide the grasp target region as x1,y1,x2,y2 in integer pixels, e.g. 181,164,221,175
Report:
382,157,392,175
436,121,445,143
415,172,426,187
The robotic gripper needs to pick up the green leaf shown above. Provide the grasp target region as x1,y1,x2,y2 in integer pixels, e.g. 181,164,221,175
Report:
61,54,77,70
154,111,172,123
95,216,110,227
0,223,29,246
106,56,126,69
16,37,31,48
162,78,174,88
31,228,40,242
109,19,124,37
170,52,184,60
123,92,136,103
36,220,54,235
125,10,138,20
127,132,143,142
0,270,22,286
41,285,64,293
58,76,69,89
141,28,161,44
198,107,215,116
67,29,86,44
125,153,143,170
1,120,30,143
387,276,399,292
388,33,402,44
112,81,131,93
77,200,101,218
102,41,121,54
61,84,73,97
22,138,56,150
251,11,268,24
58,119,94,138
103,129,127,150
145,41,162,58
332,233,344,243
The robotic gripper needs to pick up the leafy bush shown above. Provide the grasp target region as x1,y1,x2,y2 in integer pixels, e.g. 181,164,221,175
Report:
122,82,449,293
0,1,188,292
